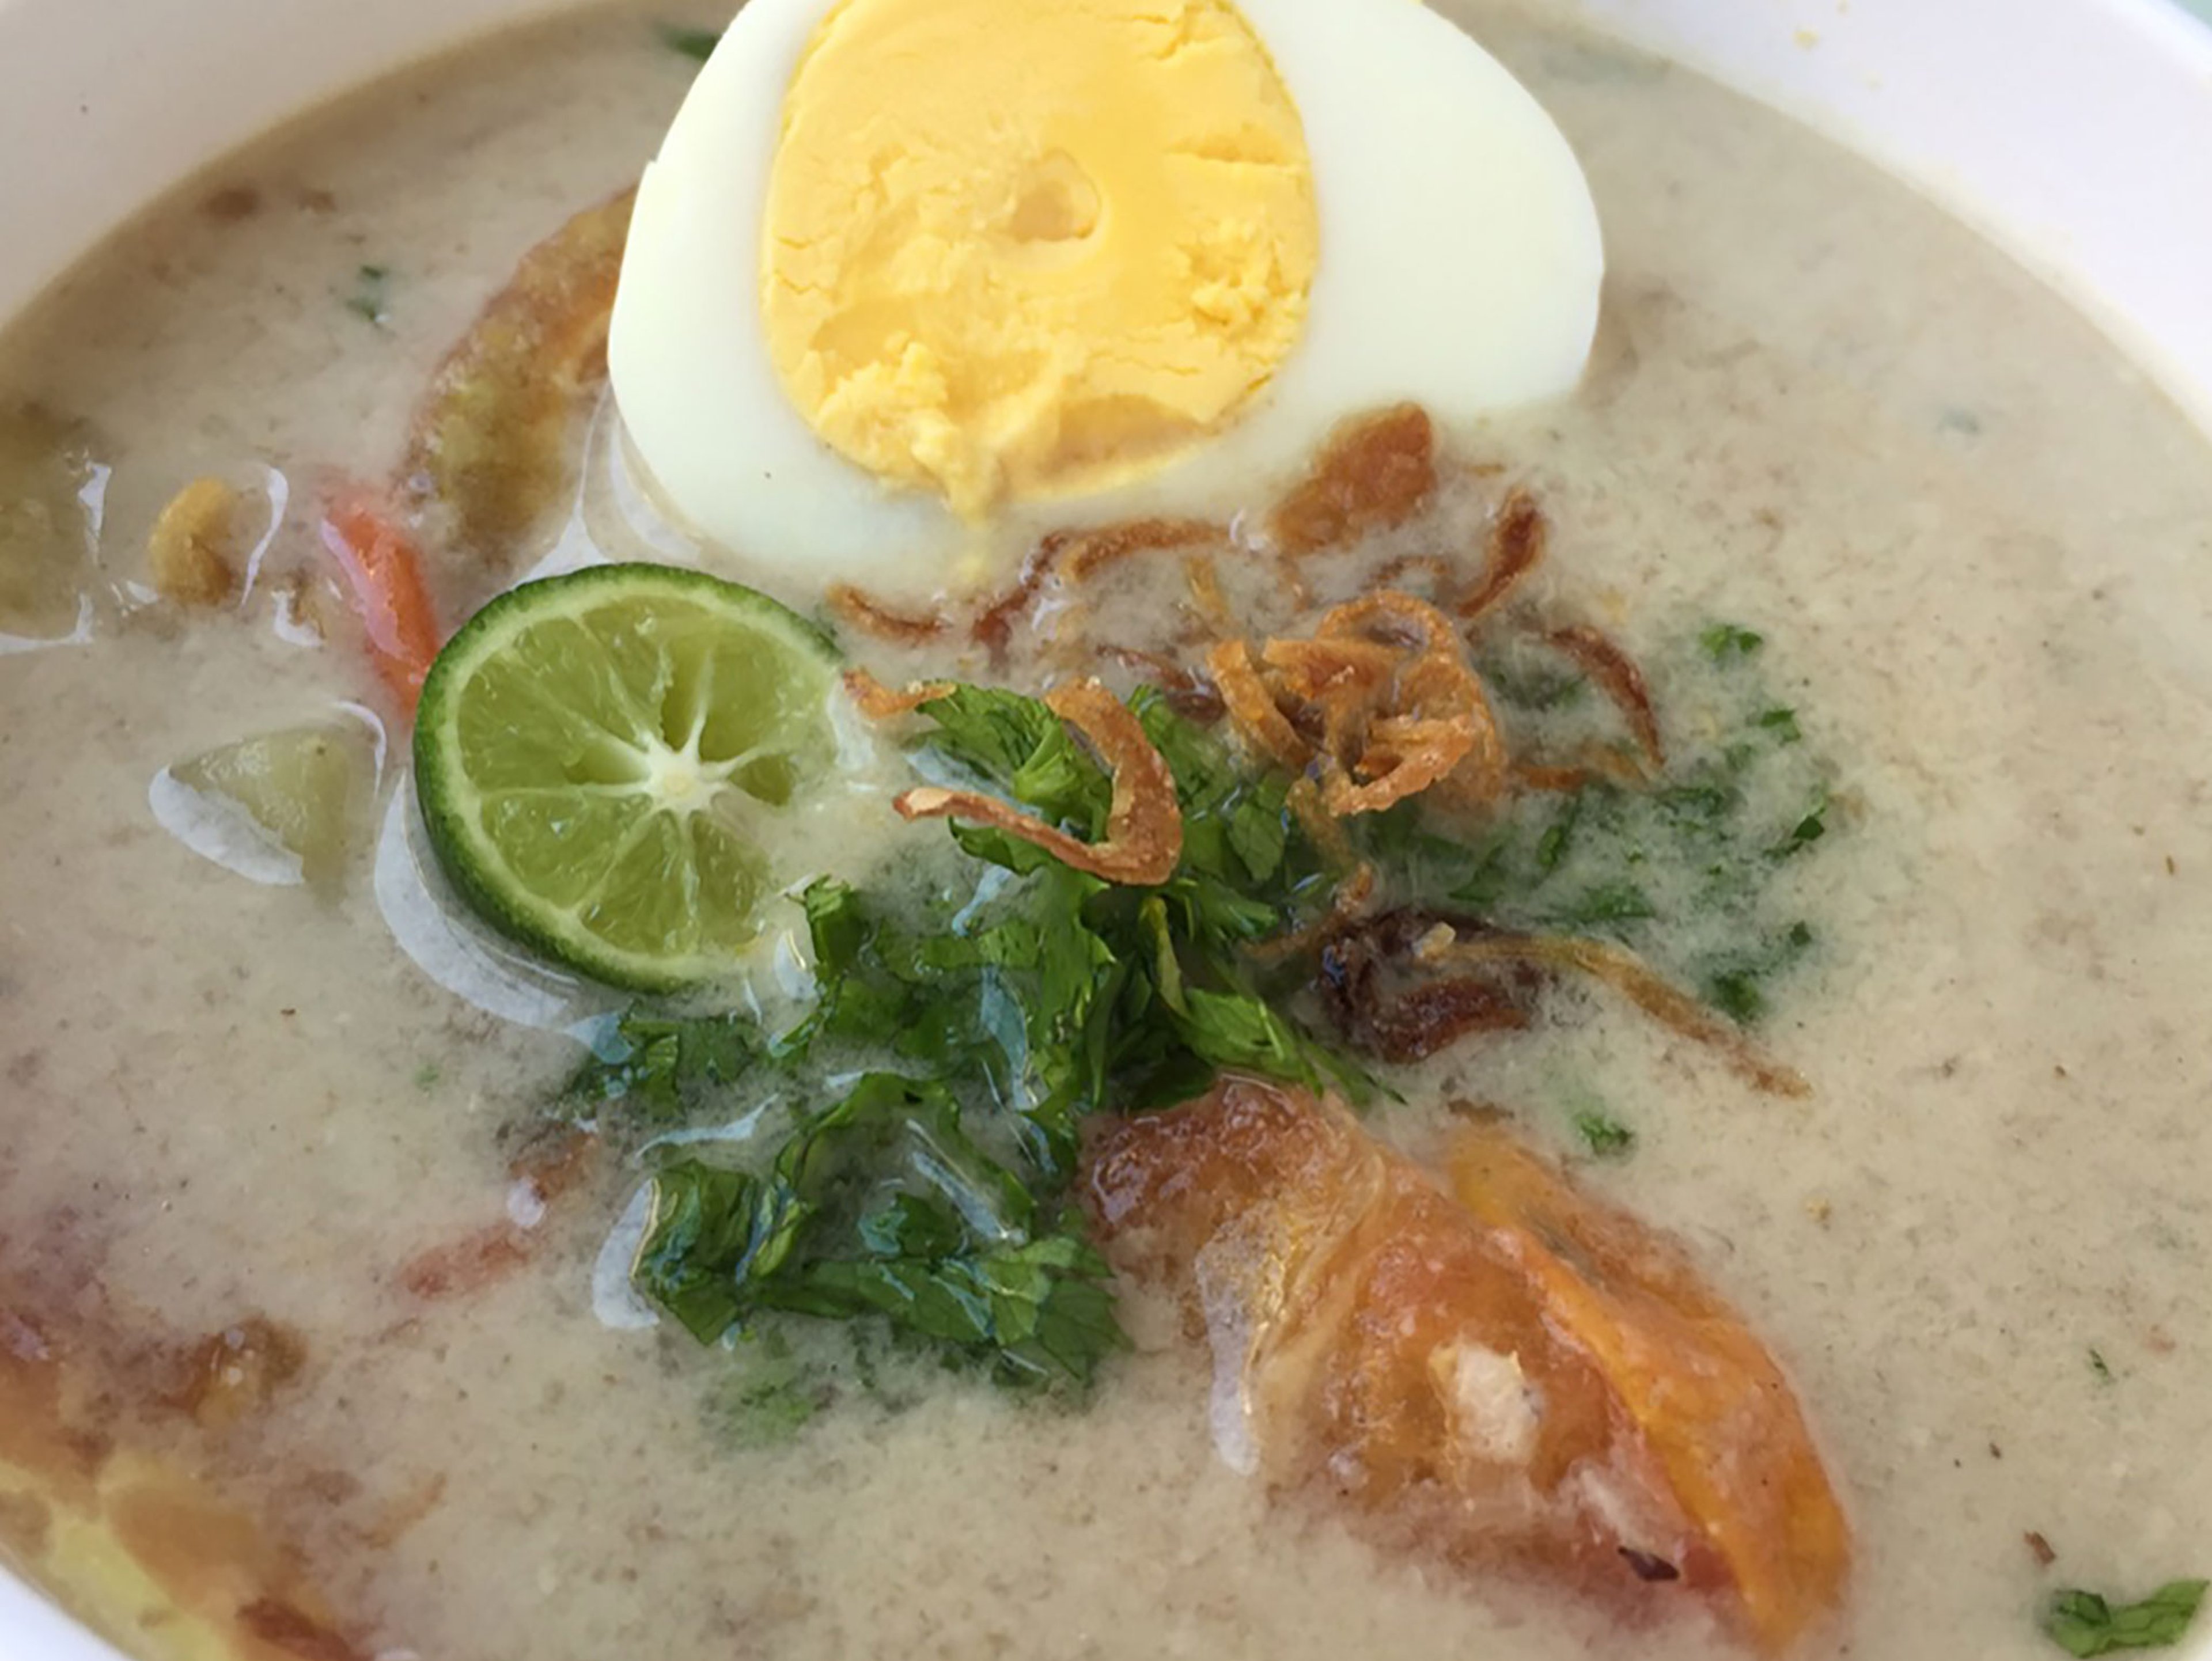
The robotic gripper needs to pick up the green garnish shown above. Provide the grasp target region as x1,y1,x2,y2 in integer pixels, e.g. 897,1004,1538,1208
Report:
1574,1110,1637,1160
656,22,722,61
2090,1348,2115,1383
1700,622,1765,661
346,264,392,326
1756,707,1802,744
557,625,1843,1391
574,680,1369,1385
2044,1580,2207,1656
1374,627,1836,1021
635,1075,1122,1386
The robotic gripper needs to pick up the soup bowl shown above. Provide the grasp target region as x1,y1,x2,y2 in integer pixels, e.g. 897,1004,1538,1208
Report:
1,0,2207,1657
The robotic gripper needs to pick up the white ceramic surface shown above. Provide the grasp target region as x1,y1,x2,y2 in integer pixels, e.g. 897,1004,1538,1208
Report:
2,1,2210,1658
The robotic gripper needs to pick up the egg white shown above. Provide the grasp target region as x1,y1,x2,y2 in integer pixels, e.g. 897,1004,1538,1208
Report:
608,0,1605,606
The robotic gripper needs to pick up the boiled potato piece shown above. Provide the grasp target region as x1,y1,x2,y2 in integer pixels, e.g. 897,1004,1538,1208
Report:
145,477,240,608
0,405,100,640
169,721,377,892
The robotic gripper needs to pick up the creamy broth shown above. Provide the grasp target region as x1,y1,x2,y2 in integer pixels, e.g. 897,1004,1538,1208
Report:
3,5,2211,1661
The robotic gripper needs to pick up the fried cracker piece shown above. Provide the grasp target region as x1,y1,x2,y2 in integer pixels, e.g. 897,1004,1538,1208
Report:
400,187,635,571
1084,1077,1850,1655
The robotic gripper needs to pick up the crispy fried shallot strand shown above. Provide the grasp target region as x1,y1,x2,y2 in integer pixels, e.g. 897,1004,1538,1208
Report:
1096,644,1226,723
1424,932,1811,1098
1208,638,1311,771
1321,592,1509,809
841,668,956,720
1268,404,1438,555
1458,487,1548,620
1182,552,1236,636
971,517,1226,660
1209,591,1510,816
1544,622,1665,770
1513,750,1650,794
827,584,949,644
893,677,1184,885
1316,909,1542,1063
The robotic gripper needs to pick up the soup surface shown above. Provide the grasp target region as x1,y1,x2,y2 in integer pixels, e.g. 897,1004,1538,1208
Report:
3,5,2211,1660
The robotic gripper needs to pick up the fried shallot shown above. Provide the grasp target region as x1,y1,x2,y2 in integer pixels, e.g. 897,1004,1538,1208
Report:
893,677,1183,885
1421,930,1810,1097
1209,591,1508,817
1268,404,1438,555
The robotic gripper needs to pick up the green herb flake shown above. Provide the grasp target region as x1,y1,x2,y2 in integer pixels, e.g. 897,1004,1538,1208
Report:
412,1062,441,1093
2043,1580,2207,1656
1574,1110,1637,1160
345,264,392,327
1756,707,1802,744
656,22,722,61
2090,1348,2115,1383
1700,623,1765,662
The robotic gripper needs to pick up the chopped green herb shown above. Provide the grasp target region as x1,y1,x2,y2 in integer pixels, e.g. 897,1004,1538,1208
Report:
345,264,392,326
575,680,1373,1386
1756,707,1802,744
569,1009,759,1125
1769,795,1830,860
634,1074,1123,1386
1700,623,1765,662
2090,1348,2114,1383
412,1062,441,1093
705,1332,823,1448
656,22,722,61
1703,921,1816,1027
1574,1110,1637,1160
2044,1580,2207,1656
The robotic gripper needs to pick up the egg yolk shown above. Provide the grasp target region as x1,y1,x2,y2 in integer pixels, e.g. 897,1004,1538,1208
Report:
761,0,1319,519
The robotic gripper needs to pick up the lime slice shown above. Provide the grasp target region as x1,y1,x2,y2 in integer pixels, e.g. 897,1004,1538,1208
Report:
414,563,842,992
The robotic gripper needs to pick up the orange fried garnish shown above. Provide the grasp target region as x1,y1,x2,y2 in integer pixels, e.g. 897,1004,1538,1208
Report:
842,668,957,720
1096,644,1225,723
972,517,1225,659
1423,931,1810,1097
1448,1117,1853,1655
1211,592,1507,816
894,678,1183,885
827,585,949,644
1544,621,1665,770
401,187,635,570
1458,486,1548,619
1268,404,1437,555
1207,638,1312,772
1181,550,1236,635
1084,1078,1850,1656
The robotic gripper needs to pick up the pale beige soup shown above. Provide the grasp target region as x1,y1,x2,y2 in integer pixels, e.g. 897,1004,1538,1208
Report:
2,4,2210,1660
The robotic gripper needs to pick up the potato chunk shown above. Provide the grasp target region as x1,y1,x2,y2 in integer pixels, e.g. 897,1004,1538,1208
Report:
146,476,240,608
167,720,377,892
1084,1078,1850,1654
0,405,100,640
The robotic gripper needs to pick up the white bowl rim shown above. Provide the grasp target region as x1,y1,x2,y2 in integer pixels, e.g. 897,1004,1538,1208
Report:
1,1,2210,1659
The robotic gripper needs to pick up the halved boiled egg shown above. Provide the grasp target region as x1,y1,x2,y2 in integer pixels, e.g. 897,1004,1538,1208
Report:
609,0,1604,606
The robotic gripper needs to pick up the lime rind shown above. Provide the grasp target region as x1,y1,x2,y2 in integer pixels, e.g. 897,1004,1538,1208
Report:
414,562,842,992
